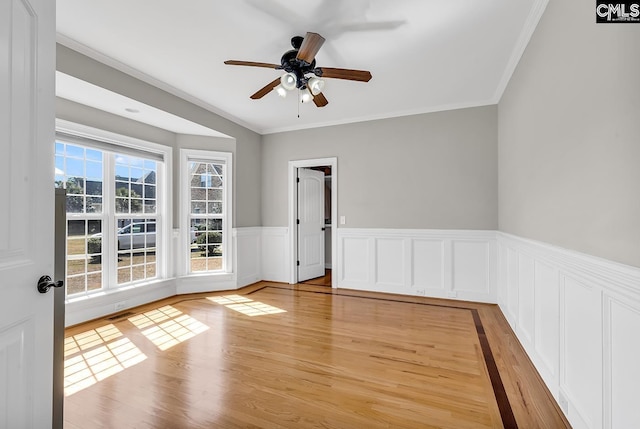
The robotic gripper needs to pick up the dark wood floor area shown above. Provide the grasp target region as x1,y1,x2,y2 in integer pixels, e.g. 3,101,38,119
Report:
63,282,570,428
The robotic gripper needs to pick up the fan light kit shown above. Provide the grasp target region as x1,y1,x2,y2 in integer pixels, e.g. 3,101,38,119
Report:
225,32,372,108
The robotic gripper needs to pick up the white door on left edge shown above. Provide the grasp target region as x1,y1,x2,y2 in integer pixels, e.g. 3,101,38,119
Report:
0,0,56,427
297,168,325,282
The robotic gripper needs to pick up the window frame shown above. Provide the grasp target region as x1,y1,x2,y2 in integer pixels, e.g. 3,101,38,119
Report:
180,148,233,275
56,119,172,298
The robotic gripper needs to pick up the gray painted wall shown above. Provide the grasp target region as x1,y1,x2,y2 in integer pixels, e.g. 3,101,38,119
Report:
498,0,640,267
262,106,498,229
57,44,262,228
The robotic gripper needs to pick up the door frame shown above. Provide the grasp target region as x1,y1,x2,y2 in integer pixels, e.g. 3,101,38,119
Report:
288,157,337,287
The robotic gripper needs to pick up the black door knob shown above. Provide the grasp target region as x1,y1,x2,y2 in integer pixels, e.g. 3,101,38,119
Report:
37,275,64,294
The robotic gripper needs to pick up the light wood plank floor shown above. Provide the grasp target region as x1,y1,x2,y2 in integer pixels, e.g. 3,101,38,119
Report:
63,283,571,428
300,269,332,287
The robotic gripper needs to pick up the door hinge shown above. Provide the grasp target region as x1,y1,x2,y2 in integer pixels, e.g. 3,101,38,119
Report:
297,260,300,266
296,219,300,224
296,177,300,183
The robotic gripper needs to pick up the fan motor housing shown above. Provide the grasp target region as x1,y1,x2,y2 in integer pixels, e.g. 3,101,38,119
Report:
280,49,316,89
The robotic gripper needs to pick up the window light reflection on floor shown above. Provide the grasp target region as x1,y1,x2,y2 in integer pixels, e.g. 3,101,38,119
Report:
208,295,287,317
128,305,209,351
64,325,147,396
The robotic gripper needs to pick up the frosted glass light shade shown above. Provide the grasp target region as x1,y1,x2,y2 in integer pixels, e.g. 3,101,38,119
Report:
280,73,297,90
308,77,325,95
275,84,287,98
299,88,314,103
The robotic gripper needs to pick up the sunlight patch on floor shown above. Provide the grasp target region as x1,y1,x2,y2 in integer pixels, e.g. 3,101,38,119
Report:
64,325,146,396
128,305,209,351
208,294,287,316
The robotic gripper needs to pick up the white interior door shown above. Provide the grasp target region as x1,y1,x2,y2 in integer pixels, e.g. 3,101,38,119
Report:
297,168,325,282
0,0,56,427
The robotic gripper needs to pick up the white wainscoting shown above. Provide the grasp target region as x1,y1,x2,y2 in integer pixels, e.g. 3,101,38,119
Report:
497,232,640,429
235,227,262,288
336,228,497,303
261,227,290,283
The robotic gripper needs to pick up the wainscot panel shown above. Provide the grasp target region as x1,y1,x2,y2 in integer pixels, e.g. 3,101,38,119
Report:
235,227,262,288
261,227,289,283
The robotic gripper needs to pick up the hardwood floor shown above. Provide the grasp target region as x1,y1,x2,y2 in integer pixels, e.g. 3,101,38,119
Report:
63,283,570,428
300,269,332,287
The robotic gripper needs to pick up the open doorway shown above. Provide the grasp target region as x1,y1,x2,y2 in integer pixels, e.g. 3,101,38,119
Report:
288,158,337,288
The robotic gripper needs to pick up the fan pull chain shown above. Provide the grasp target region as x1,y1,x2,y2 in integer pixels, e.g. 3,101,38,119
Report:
297,89,300,118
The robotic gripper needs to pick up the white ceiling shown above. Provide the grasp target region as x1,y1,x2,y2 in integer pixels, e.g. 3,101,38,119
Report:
56,0,546,135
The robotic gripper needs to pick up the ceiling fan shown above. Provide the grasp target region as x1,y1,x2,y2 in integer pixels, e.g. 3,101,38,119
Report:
224,32,372,107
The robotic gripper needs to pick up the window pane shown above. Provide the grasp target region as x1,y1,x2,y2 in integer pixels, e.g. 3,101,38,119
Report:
66,177,84,195
66,218,103,296
191,188,206,201
118,267,131,284
65,144,84,158
207,202,222,214
86,148,101,161
207,189,222,201
144,185,156,199
191,201,206,214
115,165,129,178
130,168,143,182
207,219,222,230
114,154,152,216
86,161,102,181
57,141,104,218
66,158,84,177
66,196,84,214
86,181,102,196
143,170,156,184
144,200,156,214
131,198,144,214
116,218,157,286
115,198,129,214
86,197,102,213
87,273,102,291
190,216,223,272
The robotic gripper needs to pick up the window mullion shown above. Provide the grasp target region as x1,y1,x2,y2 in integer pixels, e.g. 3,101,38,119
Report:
103,152,116,291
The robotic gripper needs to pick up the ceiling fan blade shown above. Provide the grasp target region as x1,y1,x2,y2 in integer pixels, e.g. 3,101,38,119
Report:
250,77,281,99
296,32,325,64
225,60,280,69
316,67,372,82
338,20,406,32
313,92,328,107
244,0,303,24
